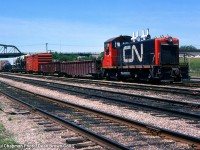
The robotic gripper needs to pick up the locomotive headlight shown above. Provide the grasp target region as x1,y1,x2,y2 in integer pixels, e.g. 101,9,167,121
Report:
168,36,173,43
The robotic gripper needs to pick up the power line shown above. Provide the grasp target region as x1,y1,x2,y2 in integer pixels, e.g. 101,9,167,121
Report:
17,43,102,48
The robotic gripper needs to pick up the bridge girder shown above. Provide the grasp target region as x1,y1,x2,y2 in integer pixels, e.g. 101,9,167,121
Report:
0,44,25,58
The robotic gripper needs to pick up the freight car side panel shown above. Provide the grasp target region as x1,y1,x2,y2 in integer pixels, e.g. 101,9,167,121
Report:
26,53,52,72
36,54,52,72
117,39,155,67
60,60,101,76
26,56,33,72
39,62,60,74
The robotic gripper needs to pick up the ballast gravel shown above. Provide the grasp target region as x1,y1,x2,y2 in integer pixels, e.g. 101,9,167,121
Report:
0,96,76,150
3,73,200,104
0,76,199,140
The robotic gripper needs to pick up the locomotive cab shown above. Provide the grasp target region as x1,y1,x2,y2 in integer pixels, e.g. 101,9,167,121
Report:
102,36,131,78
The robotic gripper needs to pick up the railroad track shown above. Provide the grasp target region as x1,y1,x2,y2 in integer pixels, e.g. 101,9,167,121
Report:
174,80,200,88
3,72,200,97
1,74,200,121
0,82,199,149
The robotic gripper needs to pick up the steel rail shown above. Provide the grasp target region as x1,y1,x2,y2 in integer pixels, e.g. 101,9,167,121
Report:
0,81,200,149
2,73,200,95
1,74,199,107
1,74,200,119
0,83,130,150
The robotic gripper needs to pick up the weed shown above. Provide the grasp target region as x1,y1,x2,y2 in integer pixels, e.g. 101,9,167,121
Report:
0,123,18,149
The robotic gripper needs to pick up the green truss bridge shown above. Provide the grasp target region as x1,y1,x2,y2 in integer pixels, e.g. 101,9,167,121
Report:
0,44,25,58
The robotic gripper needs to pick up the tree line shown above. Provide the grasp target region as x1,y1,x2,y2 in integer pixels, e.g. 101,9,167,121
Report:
180,45,199,51
52,51,104,61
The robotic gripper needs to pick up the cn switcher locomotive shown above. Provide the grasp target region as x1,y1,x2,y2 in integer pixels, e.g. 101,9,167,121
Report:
13,29,189,83
102,29,189,82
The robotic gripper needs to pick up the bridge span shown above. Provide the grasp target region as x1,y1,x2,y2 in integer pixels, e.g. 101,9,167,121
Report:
0,44,25,58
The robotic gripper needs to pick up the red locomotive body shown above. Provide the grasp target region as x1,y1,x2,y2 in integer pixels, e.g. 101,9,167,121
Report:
102,33,189,82
26,53,52,73
102,36,132,69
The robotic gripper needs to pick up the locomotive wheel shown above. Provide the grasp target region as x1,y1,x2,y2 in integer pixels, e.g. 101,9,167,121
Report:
116,73,122,80
106,72,110,80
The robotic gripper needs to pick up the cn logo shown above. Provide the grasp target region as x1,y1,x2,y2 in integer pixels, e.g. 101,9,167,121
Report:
123,44,143,63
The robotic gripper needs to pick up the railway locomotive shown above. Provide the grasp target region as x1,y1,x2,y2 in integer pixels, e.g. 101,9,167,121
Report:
12,30,189,83
102,30,189,82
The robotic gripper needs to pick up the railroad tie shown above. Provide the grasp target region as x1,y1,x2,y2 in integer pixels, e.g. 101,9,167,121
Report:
37,122,53,125
44,127,65,132
74,141,97,149
65,137,88,144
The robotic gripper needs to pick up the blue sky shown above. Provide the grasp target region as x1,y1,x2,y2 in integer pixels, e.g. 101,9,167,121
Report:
0,0,200,54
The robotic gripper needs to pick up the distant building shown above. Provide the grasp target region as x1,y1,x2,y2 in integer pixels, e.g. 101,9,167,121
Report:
179,50,200,58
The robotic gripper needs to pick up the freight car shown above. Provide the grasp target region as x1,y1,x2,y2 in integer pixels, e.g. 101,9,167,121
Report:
102,30,189,82
59,60,101,77
39,62,60,75
39,60,102,77
26,53,52,73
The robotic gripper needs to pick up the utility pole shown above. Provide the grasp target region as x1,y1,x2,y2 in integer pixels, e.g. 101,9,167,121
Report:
46,43,48,53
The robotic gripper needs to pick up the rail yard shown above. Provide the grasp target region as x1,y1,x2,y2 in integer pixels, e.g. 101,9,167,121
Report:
0,72,199,149
0,33,200,149
1,0,200,149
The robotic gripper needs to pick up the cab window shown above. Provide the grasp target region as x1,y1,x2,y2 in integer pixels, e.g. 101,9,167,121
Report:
104,43,109,55
112,41,121,48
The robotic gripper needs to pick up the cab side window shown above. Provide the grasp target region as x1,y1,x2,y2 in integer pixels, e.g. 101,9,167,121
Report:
104,43,109,55
112,41,120,48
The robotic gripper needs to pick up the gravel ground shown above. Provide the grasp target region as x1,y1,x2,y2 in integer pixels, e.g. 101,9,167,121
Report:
0,95,76,150
3,73,200,104
0,76,200,141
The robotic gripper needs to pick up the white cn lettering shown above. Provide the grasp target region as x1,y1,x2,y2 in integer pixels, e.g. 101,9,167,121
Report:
123,44,143,63
123,46,133,63
132,44,143,62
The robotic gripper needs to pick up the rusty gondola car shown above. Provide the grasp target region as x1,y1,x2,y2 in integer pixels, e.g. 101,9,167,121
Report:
39,60,102,77
59,60,102,77
39,62,60,75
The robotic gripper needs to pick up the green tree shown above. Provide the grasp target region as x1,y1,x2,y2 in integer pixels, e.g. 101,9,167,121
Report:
52,52,79,61
180,45,197,51
52,52,98,61
97,52,104,60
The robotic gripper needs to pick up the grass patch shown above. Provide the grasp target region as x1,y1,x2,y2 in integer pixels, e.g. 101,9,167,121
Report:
180,57,200,77
0,123,18,149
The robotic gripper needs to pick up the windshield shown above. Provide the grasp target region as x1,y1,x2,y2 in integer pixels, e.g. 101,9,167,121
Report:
160,44,179,65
